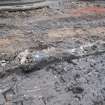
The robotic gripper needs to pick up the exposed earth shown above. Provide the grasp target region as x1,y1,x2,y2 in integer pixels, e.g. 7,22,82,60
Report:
0,0,105,105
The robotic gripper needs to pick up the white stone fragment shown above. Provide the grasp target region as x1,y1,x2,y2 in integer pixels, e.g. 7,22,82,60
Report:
17,49,29,64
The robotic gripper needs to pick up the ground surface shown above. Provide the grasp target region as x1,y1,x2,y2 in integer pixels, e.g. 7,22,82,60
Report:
0,0,105,105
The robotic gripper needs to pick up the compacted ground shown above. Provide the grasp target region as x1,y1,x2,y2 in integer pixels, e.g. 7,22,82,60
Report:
0,0,105,105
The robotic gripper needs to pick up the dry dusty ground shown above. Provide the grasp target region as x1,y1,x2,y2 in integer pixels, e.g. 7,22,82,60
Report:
0,0,105,105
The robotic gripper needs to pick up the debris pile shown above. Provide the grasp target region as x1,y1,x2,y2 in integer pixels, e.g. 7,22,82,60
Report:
0,0,105,105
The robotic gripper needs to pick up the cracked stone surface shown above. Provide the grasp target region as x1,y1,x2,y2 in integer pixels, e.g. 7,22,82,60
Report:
0,0,105,105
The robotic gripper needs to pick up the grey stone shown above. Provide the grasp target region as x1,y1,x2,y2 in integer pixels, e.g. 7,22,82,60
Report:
0,94,5,105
